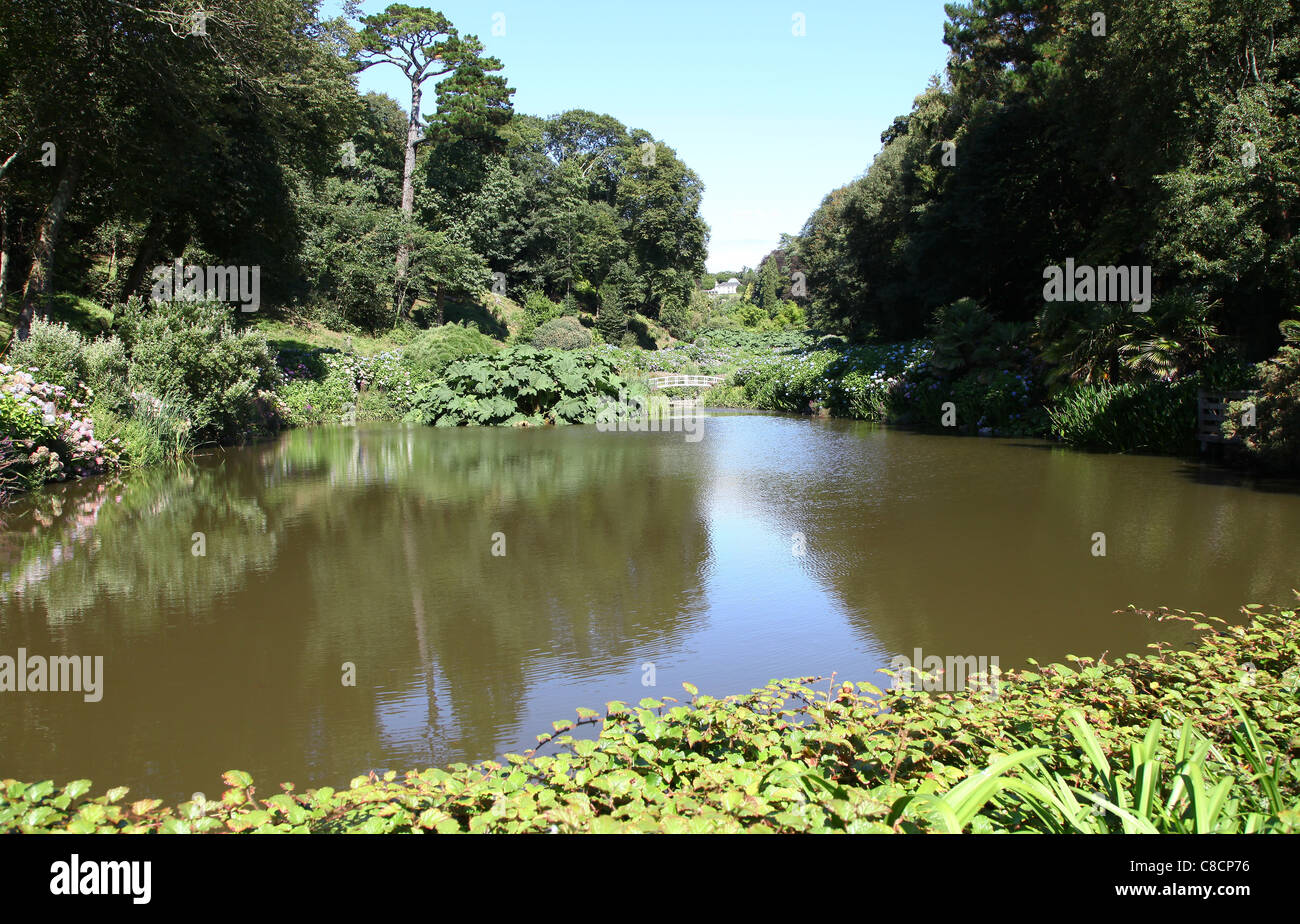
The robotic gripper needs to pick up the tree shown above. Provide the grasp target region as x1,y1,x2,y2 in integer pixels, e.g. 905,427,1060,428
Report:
0,0,359,342
659,293,690,339
755,257,780,315
595,283,627,343
404,226,488,326
353,4,511,306
614,135,707,318
795,0,1300,367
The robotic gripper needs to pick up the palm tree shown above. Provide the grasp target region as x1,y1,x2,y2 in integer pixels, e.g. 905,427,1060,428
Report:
1036,294,1220,388
1036,301,1131,387
1119,293,1219,379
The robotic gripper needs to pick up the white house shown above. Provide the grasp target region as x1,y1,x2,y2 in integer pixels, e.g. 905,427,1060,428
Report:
706,277,740,296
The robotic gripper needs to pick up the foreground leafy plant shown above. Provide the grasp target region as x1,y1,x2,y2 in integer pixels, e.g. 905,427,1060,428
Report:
951,705,1297,834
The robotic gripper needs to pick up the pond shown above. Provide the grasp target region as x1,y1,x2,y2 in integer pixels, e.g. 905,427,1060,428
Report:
2,415,1298,801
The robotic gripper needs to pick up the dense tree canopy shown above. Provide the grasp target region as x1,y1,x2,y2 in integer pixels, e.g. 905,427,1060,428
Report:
794,0,1300,363
0,2,709,337
0,0,364,339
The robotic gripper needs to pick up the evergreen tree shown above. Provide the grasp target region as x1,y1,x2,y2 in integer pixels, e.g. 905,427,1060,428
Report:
756,257,781,315
659,294,690,339
354,4,512,309
595,283,627,342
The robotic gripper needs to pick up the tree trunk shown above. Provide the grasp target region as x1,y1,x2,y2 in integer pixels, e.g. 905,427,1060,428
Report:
105,231,118,287
15,151,82,340
395,78,422,284
393,274,410,322
121,210,167,301
0,201,10,333
0,149,21,184
402,522,442,763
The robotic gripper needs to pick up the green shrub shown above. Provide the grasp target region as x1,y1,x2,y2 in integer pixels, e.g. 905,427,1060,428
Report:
8,319,87,392
698,383,750,407
928,298,1027,377
85,392,192,468
704,310,742,330
515,290,561,341
1223,326,1300,474
115,297,285,442
685,289,711,332
385,320,421,346
82,402,151,466
356,389,403,422
530,316,592,350
827,369,891,420
658,295,691,339
82,336,130,412
1048,379,1197,453
949,368,1051,437
280,371,355,427
772,300,806,329
734,349,836,411
732,301,766,329
405,346,622,427
523,290,560,325
401,323,500,380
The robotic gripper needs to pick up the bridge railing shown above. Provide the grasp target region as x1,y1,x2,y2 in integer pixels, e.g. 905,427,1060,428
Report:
646,374,726,390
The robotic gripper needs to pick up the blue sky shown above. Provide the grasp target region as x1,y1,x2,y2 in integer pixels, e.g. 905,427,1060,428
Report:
325,1,954,272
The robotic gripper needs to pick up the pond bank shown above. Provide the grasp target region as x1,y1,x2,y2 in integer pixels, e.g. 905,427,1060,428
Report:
5,318,1296,507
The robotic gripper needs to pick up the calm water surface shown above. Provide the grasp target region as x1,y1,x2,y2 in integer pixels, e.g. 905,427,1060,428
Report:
2,415,1298,800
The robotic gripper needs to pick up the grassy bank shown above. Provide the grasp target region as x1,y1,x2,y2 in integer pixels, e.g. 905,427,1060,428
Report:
691,325,1298,474
3,601,1296,833
0,293,525,500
